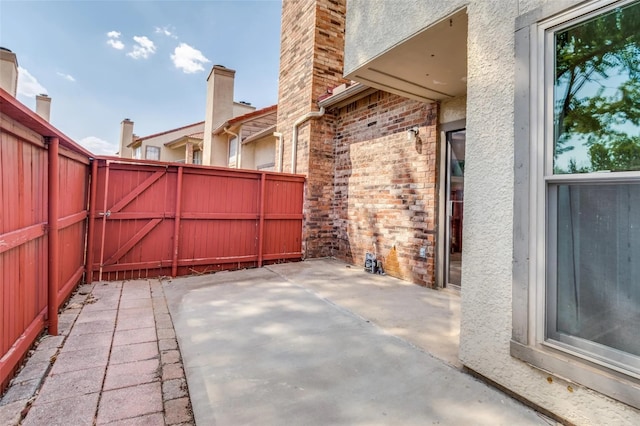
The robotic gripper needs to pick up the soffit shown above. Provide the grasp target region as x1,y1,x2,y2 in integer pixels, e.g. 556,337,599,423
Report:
346,9,467,103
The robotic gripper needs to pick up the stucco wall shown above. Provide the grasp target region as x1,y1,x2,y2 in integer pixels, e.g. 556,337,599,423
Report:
345,0,640,423
440,96,466,126
253,138,275,170
462,1,638,423
344,0,466,76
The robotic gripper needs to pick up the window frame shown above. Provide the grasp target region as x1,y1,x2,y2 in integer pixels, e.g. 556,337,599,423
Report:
228,136,238,168
512,0,640,409
192,149,202,165
145,145,160,161
132,145,142,160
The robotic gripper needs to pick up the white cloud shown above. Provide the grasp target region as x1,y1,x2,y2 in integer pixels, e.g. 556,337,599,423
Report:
171,43,210,74
107,30,125,50
17,67,47,98
127,36,156,59
79,136,118,156
57,72,76,82
155,26,177,39
107,39,125,50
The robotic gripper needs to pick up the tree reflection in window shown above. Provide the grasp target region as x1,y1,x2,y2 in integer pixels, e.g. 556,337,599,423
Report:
554,1,640,173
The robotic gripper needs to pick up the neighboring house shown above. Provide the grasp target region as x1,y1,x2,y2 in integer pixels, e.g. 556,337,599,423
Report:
274,0,639,424
212,104,278,170
121,120,205,163
118,65,278,168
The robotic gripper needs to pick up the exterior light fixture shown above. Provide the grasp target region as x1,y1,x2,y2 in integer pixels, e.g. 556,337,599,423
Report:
407,126,419,141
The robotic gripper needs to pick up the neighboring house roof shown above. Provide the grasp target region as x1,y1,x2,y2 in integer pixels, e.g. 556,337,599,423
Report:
242,124,277,145
164,131,205,148
212,104,278,136
187,132,205,140
128,120,205,147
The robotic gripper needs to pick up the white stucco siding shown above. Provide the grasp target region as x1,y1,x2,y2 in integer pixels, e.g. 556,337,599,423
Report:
254,138,275,169
344,0,466,76
460,0,518,377
440,96,466,125
345,0,640,423
460,0,639,423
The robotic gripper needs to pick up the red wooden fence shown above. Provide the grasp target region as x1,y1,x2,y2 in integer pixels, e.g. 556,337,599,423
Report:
87,159,304,281
0,89,91,393
1,87,305,393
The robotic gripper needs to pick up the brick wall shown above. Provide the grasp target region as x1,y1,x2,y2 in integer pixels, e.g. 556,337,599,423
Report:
277,0,440,286
277,0,349,257
332,91,439,286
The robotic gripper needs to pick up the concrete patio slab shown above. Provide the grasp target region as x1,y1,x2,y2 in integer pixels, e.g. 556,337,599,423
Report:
49,346,110,375
96,382,163,424
164,259,549,426
22,392,99,426
109,341,159,365
35,365,105,403
103,358,160,390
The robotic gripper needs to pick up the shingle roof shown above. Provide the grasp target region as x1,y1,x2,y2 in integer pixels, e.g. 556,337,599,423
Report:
134,121,205,142
227,104,277,126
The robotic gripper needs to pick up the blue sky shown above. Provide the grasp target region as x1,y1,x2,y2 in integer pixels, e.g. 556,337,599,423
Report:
0,0,282,155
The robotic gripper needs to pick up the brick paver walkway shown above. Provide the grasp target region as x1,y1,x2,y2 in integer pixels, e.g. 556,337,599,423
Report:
0,279,193,425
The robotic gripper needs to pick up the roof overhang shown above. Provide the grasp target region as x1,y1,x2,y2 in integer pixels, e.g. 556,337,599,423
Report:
164,135,203,149
242,124,277,145
127,139,142,148
345,8,467,103
212,105,278,136
318,83,377,110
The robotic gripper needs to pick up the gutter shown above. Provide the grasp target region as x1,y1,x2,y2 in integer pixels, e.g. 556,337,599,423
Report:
273,132,284,172
223,127,240,168
291,107,325,174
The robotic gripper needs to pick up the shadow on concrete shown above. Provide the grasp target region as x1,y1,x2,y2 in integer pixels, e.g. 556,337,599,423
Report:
163,259,547,426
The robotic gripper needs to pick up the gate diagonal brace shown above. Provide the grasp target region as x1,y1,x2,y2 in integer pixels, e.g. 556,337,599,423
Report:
102,218,162,266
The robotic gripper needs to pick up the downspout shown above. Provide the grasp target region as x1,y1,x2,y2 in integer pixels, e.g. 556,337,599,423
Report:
291,107,325,174
273,132,283,172
223,127,240,168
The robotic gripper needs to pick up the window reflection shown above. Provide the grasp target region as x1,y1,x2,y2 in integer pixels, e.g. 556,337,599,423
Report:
553,2,640,174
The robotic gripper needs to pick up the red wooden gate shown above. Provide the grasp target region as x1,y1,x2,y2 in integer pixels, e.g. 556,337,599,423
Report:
87,159,304,281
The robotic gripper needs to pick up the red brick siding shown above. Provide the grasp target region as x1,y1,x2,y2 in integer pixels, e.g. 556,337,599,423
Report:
332,91,439,286
277,0,440,286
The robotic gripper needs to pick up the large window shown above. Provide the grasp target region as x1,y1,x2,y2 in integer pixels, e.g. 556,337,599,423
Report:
513,0,640,408
544,0,640,376
228,136,238,168
193,149,202,165
145,146,160,161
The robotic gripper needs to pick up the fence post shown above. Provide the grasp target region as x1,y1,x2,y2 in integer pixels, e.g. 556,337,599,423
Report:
98,162,111,281
86,158,98,283
171,166,183,277
258,173,266,267
47,137,60,335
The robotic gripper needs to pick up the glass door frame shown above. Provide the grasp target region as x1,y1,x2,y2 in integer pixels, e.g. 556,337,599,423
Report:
437,120,466,289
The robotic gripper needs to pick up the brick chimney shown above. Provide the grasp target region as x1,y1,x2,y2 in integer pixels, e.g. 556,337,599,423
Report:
0,47,18,97
202,65,235,166
276,0,349,257
35,94,51,122
119,118,134,158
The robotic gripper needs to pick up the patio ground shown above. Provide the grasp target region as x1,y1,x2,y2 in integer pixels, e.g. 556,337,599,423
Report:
164,258,553,425
1,258,555,425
